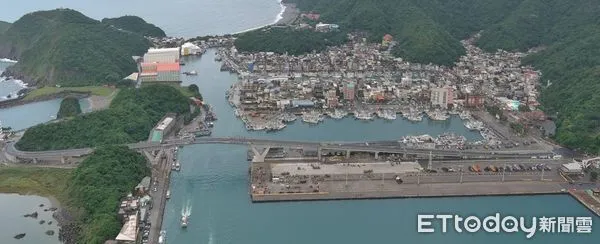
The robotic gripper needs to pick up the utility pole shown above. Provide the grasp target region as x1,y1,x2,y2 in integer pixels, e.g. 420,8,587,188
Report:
459,165,463,184
502,163,506,182
428,151,433,171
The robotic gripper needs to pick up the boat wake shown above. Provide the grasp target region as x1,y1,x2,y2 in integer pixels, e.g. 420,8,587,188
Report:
181,199,192,217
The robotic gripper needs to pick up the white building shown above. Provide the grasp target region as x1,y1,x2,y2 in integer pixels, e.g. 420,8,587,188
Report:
181,42,202,56
143,48,180,63
430,87,453,108
560,162,583,175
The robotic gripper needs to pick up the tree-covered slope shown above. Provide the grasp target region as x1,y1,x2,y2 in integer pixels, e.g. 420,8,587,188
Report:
57,96,82,119
0,9,151,86
0,20,10,34
235,28,348,55
280,0,525,65
102,16,166,38
66,145,149,244
16,85,190,151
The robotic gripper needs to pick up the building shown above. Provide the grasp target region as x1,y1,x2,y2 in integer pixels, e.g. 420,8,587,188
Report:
134,177,151,195
326,90,338,107
430,87,453,108
465,94,484,108
181,42,202,56
291,100,315,108
560,162,583,175
343,82,355,101
138,48,182,86
148,113,179,143
315,23,339,32
143,48,180,63
115,213,138,244
301,13,320,21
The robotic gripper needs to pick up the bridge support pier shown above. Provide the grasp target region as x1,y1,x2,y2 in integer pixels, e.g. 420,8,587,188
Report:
318,147,322,161
61,156,66,164
250,145,270,163
375,152,379,160
346,150,350,159
32,158,38,164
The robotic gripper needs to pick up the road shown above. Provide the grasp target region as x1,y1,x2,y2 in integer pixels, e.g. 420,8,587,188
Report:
3,136,554,161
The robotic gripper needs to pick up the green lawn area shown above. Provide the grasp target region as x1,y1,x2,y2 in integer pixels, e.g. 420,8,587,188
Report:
0,166,72,203
177,86,195,97
24,86,116,100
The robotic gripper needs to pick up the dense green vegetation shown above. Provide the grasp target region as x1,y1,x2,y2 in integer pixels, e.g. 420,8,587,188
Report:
474,0,600,152
0,20,10,34
276,0,523,65
57,97,83,119
235,27,348,55
0,9,152,86
67,145,149,244
102,16,166,38
0,166,71,199
16,85,190,151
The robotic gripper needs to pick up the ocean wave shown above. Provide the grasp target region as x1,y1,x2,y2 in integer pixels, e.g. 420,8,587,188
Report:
232,0,286,35
0,58,18,63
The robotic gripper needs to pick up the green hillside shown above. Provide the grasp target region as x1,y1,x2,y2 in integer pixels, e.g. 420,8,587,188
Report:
0,9,152,86
16,85,191,151
0,20,10,34
57,96,82,119
102,15,166,38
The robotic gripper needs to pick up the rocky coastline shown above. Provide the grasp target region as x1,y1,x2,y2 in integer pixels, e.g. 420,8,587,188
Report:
0,90,91,109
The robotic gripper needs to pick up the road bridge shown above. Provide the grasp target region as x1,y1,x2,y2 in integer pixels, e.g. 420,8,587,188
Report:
3,137,553,163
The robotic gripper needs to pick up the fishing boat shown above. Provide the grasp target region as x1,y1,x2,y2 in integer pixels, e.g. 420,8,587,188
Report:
183,71,198,76
181,215,189,228
158,231,166,243
166,190,171,199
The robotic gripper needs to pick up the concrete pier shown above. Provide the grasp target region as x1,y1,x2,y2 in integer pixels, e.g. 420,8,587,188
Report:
251,181,566,202
569,189,600,217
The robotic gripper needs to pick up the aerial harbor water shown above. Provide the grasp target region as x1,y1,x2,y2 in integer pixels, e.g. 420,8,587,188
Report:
0,0,283,37
0,194,61,244
163,50,599,243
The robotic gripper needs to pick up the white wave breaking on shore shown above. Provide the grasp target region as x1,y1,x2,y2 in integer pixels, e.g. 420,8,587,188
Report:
232,0,286,35
0,58,17,63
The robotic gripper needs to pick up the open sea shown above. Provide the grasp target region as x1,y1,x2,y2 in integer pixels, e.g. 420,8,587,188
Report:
0,1,599,243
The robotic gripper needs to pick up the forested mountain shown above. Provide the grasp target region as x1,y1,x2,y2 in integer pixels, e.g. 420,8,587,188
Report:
102,16,166,38
279,0,600,152
0,20,10,34
0,9,155,86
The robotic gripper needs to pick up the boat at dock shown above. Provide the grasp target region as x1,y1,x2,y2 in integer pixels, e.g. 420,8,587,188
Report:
302,111,323,124
376,110,396,120
214,55,222,61
281,113,297,122
464,120,484,130
426,110,449,121
183,71,198,76
158,231,166,244
328,109,347,120
459,111,471,120
166,190,171,199
354,110,374,120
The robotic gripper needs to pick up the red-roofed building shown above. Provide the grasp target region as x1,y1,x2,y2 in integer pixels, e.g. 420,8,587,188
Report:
138,48,182,86
382,34,393,46
301,13,320,21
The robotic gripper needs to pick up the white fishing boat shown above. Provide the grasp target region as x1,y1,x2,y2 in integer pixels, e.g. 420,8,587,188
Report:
181,215,188,228
166,190,171,199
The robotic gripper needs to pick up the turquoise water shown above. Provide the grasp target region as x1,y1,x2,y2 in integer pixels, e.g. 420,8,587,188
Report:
0,0,282,37
0,194,60,244
163,50,600,243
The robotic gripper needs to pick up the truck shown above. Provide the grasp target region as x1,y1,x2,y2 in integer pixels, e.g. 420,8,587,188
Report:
470,164,481,172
